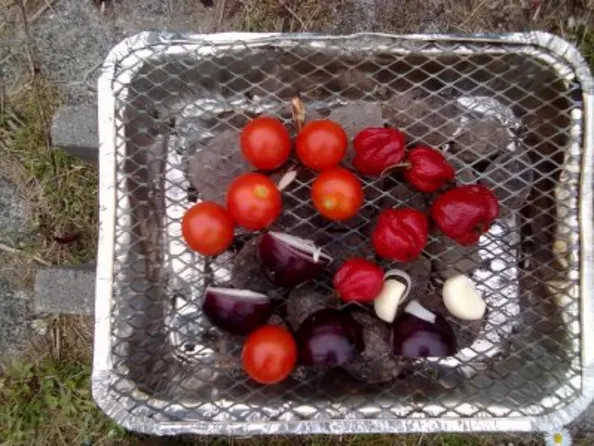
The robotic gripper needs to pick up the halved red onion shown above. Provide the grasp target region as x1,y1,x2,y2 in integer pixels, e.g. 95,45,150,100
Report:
259,232,332,288
392,300,457,357
296,308,363,367
202,287,272,335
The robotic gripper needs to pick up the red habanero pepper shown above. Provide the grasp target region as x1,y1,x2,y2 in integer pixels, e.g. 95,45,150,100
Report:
353,127,406,176
333,258,385,303
371,209,428,262
403,146,455,193
431,185,499,245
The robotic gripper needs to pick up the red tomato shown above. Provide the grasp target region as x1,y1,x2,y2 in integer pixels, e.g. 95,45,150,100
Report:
242,325,297,384
226,173,282,230
181,201,234,256
311,167,363,221
295,120,347,171
241,117,291,170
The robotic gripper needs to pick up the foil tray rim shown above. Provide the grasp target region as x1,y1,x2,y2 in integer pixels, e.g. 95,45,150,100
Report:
93,31,594,435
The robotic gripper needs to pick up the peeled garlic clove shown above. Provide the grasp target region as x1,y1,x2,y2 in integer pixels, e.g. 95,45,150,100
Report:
373,270,411,323
442,274,486,320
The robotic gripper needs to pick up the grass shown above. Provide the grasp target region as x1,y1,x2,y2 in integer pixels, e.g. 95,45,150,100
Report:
0,316,126,446
0,0,593,445
226,0,336,32
0,76,98,285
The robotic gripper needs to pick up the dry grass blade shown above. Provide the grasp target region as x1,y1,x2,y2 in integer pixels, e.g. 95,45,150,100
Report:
279,0,306,30
27,0,56,25
457,0,490,30
0,79,99,269
0,241,50,266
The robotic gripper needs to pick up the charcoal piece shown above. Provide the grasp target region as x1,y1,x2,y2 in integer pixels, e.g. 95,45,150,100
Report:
426,157,478,203
425,236,482,280
187,129,249,204
335,68,377,97
266,313,289,331
380,183,428,212
351,177,386,230
417,293,484,352
200,329,243,370
198,112,252,134
283,108,327,135
327,102,383,167
286,282,335,331
318,231,375,270
449,158,478,186
271,168,319,239
231,235,285,299
342,311,402,383
452,117,511,162
480,150,533,216
381,90,460,147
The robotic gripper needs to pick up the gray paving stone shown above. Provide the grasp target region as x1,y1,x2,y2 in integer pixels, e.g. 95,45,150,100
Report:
34,264,96,316
0,279,30,364
51,104,98,163
0,177,27,244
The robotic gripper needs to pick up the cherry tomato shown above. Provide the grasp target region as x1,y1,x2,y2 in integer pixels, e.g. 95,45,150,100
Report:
311,167,363,221
181,201,234,256
295,120,347,171
226,173,282,230
242,325,297,384
241,117,291,171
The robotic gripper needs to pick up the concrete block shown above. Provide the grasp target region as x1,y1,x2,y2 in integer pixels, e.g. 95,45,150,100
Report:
34,264,96,315
0,177,27,243
0,279,30,364
50,104,98,163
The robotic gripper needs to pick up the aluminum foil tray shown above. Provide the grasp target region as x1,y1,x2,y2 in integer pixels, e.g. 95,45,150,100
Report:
94,32,594,435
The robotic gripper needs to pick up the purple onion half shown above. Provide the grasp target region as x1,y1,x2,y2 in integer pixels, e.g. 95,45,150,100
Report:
296,308,363,367
202,287,272,335
259,232,332,288
392,301,457,357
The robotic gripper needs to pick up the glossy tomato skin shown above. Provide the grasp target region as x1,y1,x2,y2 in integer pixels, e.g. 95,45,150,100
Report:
181,201,234,256
311,167,363,221
296,120,348,171
242,325,297,384
333,258,385,303
241,117,291,170
226,173,282,230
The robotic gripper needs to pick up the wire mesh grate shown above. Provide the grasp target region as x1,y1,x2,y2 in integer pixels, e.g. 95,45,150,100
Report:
97,33,588,431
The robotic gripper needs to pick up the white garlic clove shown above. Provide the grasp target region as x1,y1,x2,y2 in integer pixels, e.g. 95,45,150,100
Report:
374,279,408,323
442,274,486,320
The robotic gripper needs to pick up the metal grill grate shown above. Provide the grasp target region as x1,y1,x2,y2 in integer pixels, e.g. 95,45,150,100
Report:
94,33,594,435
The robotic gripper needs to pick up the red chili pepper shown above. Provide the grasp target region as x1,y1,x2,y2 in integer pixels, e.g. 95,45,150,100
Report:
333,258,385,303
431,185,499,245
403,146,455,192
371,209,428,262
353,127,406,176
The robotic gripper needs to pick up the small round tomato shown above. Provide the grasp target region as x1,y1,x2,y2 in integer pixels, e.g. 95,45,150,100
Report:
241,117,291,170
311,167,363,221
242,325,297,384
295,120,347,171
226,173,282,230
181,201,234,256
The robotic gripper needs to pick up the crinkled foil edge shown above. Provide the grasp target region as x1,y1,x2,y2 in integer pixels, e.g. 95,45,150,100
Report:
93,31,594,435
